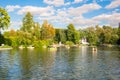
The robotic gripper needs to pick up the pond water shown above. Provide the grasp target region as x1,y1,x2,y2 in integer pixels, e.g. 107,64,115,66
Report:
0,46,120,80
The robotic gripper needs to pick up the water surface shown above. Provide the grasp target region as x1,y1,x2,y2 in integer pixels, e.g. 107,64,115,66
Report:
0,46,120,80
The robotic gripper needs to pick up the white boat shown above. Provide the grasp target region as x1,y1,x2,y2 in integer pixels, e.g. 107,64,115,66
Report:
48,45,57,51
92,47,97,51
65,45,70,49
19,46,25,49
49,47,57,51
27,46,34,49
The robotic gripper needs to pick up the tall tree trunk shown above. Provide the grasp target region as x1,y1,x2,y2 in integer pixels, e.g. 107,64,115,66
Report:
0,28,1,35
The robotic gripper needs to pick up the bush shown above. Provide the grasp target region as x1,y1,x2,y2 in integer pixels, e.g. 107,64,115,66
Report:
0,34,5,46
33,40,50,48
65,41,74,46
0,45,12,48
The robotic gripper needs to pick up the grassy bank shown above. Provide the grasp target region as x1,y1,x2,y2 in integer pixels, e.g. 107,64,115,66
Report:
0,45,13,50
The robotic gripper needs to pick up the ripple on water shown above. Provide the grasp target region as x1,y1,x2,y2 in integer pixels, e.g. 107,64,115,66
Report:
0,47,120,80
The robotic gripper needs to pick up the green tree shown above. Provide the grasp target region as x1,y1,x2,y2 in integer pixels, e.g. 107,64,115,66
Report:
74,30,80,44
41,20,55,40
66,24,79,44
110,34,119,44
79,29,84,39
3,30,19,47
67,24,75,41
95,25,104,44
31,22,41,40
0,7,10,45
109,28,118,44
117,26,120,44
102,26,113,44
0,7,10,33
86,27,98,45
54,29,66,43
0,34,5,45
21,12,34,32
79,29,88,43
16,30,24,45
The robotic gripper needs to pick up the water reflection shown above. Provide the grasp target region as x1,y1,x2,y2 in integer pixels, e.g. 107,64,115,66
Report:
0,50,22,80
0,47,120,80
18,48,56,80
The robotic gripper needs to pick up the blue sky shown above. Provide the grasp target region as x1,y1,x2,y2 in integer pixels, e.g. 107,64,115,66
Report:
0,0,120,30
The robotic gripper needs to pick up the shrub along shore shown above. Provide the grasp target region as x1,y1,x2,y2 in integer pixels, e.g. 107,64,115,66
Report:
0,45,12,50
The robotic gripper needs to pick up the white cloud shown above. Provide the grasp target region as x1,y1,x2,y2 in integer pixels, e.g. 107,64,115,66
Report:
10,2,118,29
38,16,62,22
73,0,83,4
68,3,101,16
43,0,64,6
64,2,71,6
92,13,120,27
43,0,73,6
17,6,55,16
69,12,120,28
36,3,102,28
49,10,119,28
57,10,68,17
106,0,120,9
7,21,22,30
73,17,98,25
93,13,120,21
6,5,21,12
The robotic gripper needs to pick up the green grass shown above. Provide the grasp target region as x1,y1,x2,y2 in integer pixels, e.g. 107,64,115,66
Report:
0,45,12,48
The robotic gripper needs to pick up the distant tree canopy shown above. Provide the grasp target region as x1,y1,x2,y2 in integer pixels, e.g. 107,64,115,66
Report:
31,22,41,40
66,24,79,44
117,26,120,44
41,20,55,40
54,29,66,43
1,11,120,47
21,12,34,32
86,27,98,45
0,7,10,33
0,7,10,45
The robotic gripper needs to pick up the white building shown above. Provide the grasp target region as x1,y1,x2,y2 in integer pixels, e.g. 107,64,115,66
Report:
81,37,89,45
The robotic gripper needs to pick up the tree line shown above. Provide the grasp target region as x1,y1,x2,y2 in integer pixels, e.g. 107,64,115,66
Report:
0,7,120,48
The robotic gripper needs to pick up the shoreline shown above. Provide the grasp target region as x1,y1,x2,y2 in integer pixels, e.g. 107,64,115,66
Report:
0,44,119,51
0,48,13,50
